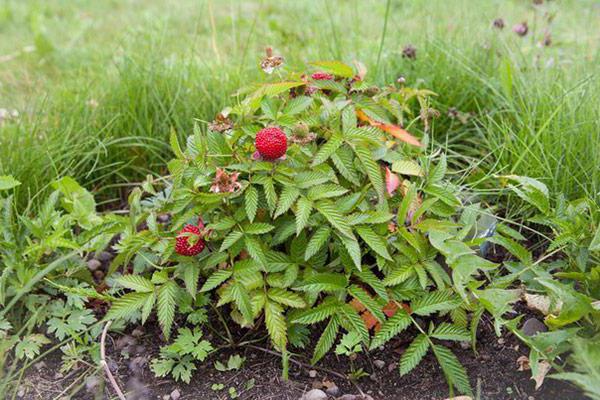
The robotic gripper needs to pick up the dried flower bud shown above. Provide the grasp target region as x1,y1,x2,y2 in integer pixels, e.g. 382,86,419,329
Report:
492,18,505,29
260,47,284,74
209,113,234,133
402,45,417,60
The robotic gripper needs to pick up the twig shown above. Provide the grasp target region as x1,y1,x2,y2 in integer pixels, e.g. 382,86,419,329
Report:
100,321,127,400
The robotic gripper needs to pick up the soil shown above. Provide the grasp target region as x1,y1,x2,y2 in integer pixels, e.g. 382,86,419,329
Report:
15,309,586,400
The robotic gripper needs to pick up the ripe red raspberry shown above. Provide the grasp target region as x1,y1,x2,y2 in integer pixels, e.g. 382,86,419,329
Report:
255,127,287,160
311,72,334,80
175,223,205,256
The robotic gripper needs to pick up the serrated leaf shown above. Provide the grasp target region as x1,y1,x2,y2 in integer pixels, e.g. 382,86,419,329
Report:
297,273,348,292
307,184,348,201
265,300,287,350
391,160,424,177
353,146,384,202
170,130,185,159
311,316,340,364
106,292,152,321
157,281,178,339
354,269,388,302
348,285,385,323
200,269,233,292
275,186,300,218
263,179,277,213
231,282,254,322
0,176,21,191
315,200,354,239
383,264,414,286
338,234,362,269
181,263,200,298
268,288,306,308
291,299,341,324
295,197,312,236
340,304,370,344
432,344,472,395
430,323,470,342
283,95,313,115
411,290,461,317
220,231,243,252
399,333,430,375
429,154,447,183
244,223,275,235
355,225,392,260
331,147,361,186
305,226,331,261
310,61,354,78
312,132,343,167
245,186,258,222
244,235,268,267
115,275,155,293
369,309,411,349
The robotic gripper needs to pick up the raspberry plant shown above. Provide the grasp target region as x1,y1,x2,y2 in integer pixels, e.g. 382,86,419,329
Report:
106,61,501,395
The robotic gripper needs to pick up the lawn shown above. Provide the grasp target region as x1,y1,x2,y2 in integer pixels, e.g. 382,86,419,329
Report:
0,1,599,399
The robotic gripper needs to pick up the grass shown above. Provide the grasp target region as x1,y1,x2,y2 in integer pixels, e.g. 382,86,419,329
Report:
0,0,599,208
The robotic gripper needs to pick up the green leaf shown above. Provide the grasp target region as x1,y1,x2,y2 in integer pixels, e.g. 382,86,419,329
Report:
338,234,362,270
354,269,388,302
245,186,259,222
264,299,287,350
391,160,424,177
295,197,313,236
268,288,306,308
157,281,178,339
200,270,233,292
231,282,254,322
331,147,360,185
297,273,348,292
0,176,21,191
181,264,200,298
348,285,385,323
431,323,470,342
291,299,341,324
275,186,300,218
312,132,343,167
353,146,384,202
170,129,185,159
244,223,275,235
310,61,354,78
311,316,340,364
106,292,152,321
589,224,600,252
383,264,414,287
115,275,155,293
304,226,331,261
307,184,348,201
283,95,313,115
263,179,277,213
399,333,430,375
340,304,370,344
244,235,268,267
428,154,447,183
432,344,472,395
355,225,392,260
369,309,411,349
488,235,532,264
411,290,461,317
220,231,244,252
315,200,354,239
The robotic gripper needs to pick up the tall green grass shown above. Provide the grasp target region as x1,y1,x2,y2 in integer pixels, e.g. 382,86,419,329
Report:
0,0,598,207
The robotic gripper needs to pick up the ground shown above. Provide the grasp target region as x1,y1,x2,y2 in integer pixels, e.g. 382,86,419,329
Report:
18,311,584,400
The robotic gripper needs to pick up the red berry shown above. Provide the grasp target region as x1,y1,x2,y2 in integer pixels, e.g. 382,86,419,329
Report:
311,72,334,80
175,224,205,256
255,127,287,160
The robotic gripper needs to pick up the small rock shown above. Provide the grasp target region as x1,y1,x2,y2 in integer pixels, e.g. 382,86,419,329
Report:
131,326,145,338
325,384,339,397
522,318,547,337
34,361,46,370
387,361,397,373
96,251,113,262
308,369,317,378
497,338,505,345
85,375,100,392
459,341,470,349
301,389,327,400
170,389,181,400
16,387,25,398
338,396,357,400
87,259,102,271
163,395,170,400
373,359,385,369
157,214,171,223
53,372,64,379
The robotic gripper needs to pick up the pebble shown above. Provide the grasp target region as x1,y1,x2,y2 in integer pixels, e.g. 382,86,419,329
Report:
300,389,327,400
522,318,547,337
85,376,100,392
87,259,102,271
170,389,181,400
96,251,113,262
325,384,339,397
308,369,317,378
373,359,385,369
459,341,470,349
338,396,357,400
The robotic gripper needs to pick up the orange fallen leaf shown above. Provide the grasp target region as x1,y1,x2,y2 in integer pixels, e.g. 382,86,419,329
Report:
356,109,422,147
